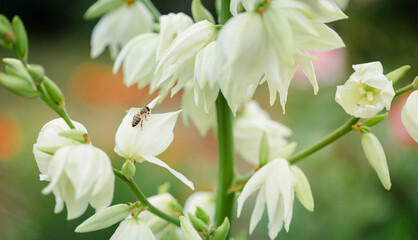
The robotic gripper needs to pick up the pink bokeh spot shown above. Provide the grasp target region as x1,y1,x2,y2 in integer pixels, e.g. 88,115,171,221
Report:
388,91,418,147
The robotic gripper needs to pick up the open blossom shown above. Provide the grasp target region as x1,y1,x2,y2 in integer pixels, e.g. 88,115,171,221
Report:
234,101,295,166
42,144,114,220
114,98,194,190
111,217,156,240
401,90,418,143
33,118,88,181
216,0,346,113
336,62,395,118
155,20,217,97
91,2,153,58
237,158,296,240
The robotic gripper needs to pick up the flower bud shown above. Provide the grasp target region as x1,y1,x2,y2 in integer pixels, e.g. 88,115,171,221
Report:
385,65,410,85
259,132,269,167
290,165,314,212
401,91,418,143
363,113,388,127
180,216,202,240
75,204,130,232
187,212,209,231
0,15,13,49
43,77,64,107
84,0,125,20
0,72,38,98
27,64,45,83
59,129,89,143
195,206,210,226
122,160,136,179
11,16,28,60
212,217,230,240
191,0,215,24
0,14,11,35
361,132,391,190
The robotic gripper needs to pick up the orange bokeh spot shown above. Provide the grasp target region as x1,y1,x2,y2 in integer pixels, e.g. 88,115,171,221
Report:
0,113,20,160
69,62,154,107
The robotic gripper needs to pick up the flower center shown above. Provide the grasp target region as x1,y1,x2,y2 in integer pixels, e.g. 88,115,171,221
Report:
358,84,379,102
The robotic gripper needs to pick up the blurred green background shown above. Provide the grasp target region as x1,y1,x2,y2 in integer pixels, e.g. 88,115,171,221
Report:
0,0,417,239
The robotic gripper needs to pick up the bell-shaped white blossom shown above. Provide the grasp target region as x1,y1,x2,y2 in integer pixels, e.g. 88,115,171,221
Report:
113,33,159,88
216,1,346,113
114,99,194,190
234,101,296,166
155,20,217,97
33,118,88,181
42,144,115,220
336,62,395,118
237,158,296,240
157,13,194,61
91,2,154,59
111,217,156,240
183,191,216,221
401,91,418,143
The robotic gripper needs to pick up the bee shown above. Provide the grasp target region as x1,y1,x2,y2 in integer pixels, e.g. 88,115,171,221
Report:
132,106,151,128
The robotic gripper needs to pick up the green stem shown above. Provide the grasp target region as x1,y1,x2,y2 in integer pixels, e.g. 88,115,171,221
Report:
289,117,359,164
140,0,161,22
113,168,181,226
395,83,414,96
214,92,235,227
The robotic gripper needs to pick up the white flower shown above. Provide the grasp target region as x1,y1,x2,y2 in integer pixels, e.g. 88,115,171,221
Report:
114,98,194,190
91,2,154,58
183,192,216,221
234,101,296,166
180,216,202,240
76,204,131,233
155,20,217,97
42,144,115,220
336,62,395,118
216,1,346,113
361,132,391,190
401,91,418,143
33,118,88,181
237,158,296,240
111,217,156,240
113,33,159,88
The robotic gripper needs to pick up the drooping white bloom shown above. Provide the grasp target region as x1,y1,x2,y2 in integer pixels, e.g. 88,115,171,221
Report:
155,20,217,97
336,62,395,118
113,33,159,88
237,158,296,240
111,217,156,240
42,144,115,220
33,118,88,181
234,101,296,166
91,2,154,58
180,216,202,240
216,1,346,113
401,91,418,143
183,192,216,221
361,132,391,190
114,98,194,190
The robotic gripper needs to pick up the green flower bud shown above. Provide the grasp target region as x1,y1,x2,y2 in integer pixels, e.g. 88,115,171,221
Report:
75,204,130,232
59,129,89,143
0,14,11,35
37,145,61,155
27,64,45,83
363,113,388,127
195,206,210,226
157,182,171,194
84,0,125,20
43,77,64,107
187,212,209,231
122,160,136,179
211,217,230,240
361,132,391,190
11,16,28,60
191,0,215,24
259,132,269,167
386,65,410,85
0,15,13,49
290,165,314,212
3,58,32,82
0,72,38,98
414,76,418,89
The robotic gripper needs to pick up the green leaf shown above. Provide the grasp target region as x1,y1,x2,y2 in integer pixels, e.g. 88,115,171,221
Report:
363,113,388,127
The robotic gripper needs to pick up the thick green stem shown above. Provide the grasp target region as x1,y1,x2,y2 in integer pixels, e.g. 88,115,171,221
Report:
140,0,161,22
113,168,181,226
289,117,359,164
214,93,235,227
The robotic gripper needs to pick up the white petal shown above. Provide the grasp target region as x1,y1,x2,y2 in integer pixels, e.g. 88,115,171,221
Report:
401,91,418,142
180,216,202,240
249,188,266,234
